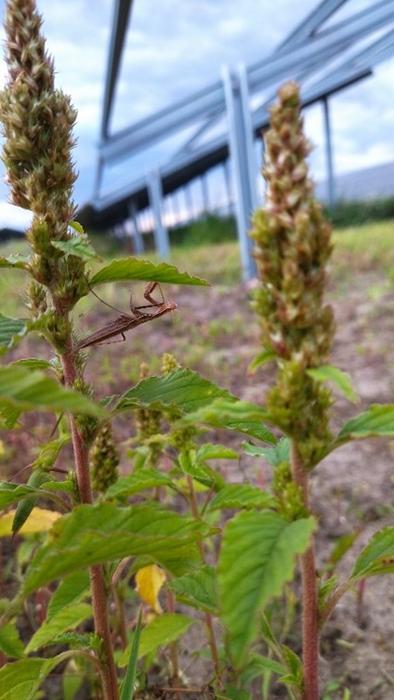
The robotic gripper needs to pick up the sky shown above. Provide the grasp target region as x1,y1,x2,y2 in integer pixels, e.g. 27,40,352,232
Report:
0,0,393,225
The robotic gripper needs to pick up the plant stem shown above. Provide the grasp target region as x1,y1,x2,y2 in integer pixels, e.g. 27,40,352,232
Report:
167,589,180,687
61,336,119,700
186,475,222,686
290,443,319,700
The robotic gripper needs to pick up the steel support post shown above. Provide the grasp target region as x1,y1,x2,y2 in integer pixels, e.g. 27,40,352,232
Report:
128,200,144,254
201,173,210,214
222,64,257,280
147,171,170,258
322,96,335,208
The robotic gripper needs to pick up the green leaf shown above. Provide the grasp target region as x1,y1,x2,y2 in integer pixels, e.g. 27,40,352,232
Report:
0,314,28,354
208,484,276,511
90,258,209,287
196,443,238,461
25,603,92,654
69,220,85,234
178,450,225,491
0,254,29,270
0,654,69,700
22,503,207,596
243,438,289,466
0,623,24,658
307,365,359,403
337,405,394,441
0,480,71,511
169,565,218,613
327,531,360,572
0,483,35,510
352,526,394,579
0,366,105,417
47,571,90,620
119,613,195,666
248,349,276,373
241,653,286,682
63,661,84,700
12,469,50,535
218,512,315,662
116,369,234,414
52,235,101,261
120,607,142,700
185,399,276,444
31,435,70,471
106,468,174,499
11,358,55,371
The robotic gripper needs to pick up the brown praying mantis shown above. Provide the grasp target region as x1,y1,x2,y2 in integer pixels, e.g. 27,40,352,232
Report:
77,281,177,350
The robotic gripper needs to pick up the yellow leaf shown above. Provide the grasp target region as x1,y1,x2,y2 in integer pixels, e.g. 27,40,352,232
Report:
0,507,61,537
135,564,166,613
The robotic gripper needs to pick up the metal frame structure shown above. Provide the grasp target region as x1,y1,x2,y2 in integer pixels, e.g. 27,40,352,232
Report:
88,0,394,279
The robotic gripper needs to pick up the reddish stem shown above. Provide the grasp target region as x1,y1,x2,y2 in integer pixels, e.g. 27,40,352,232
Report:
186,475,222,685
290,443,319,700
61,339,119,700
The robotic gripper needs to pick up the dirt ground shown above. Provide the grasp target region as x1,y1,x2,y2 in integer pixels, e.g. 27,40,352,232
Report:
2,257,394,698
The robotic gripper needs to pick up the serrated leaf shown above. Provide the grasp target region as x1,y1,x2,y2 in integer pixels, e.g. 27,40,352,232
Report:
90,257,209,287
117,369,235,414
135,565,166,613
243,438,289,466
47,571,90,620
22,503,208,596
337,405,394,441
119,613,195,666
196,443,238,461
248,349,276,373
307,365,359,403
185,399,276,444
352,526,394,579
120,608,142,700
55,631,100,651
106,468,174,499
208,484,276,511
218,512,315,662
0,654,69,700
26,603,92,654
0,623,24,658
0,507,61,538
0,254,29,270
0,314,28,354
52,236,101,261
0,366,105,417
169,565,218,613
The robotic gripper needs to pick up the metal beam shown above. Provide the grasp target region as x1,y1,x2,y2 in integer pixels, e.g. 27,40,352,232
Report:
222,66,256,280
100,0,134,140
98,1,394,166
147,171,169,258
278,0,348,49
322,97,335,208
128,200,144,254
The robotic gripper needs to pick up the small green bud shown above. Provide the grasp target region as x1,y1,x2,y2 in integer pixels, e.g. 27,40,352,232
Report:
90,423,119,494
